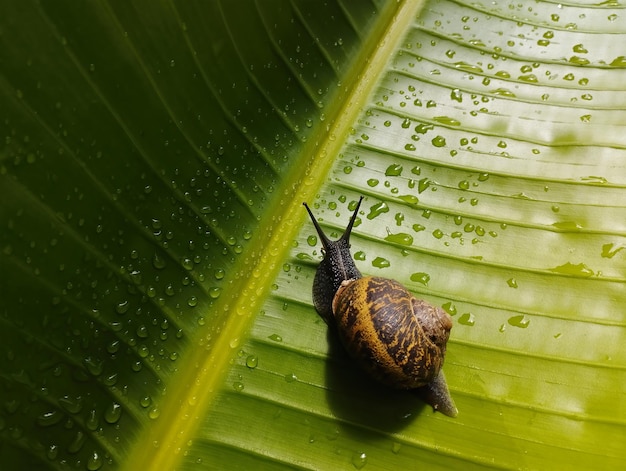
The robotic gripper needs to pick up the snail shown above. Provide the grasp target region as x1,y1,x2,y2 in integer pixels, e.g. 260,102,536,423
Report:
303,196,457,417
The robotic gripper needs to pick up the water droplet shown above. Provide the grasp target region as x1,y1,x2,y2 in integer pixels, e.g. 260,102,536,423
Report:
209,287,222,299
508,315,530,328
136,325,149,338
246,355,258,369
432,229,444,239
305,235,318,247
115,300,129,315
410,272,430,285
398,194,418,205
450,88,463,102
87,451,103,470
366,202,389,220
491,88,516,97
431,136,446,147
549,262,594,277
83,356,104,376
569,56,589,66
442,302,457,316
413,124,432,135
601,243,624,259
384,232,413,246
85,409,99,431
352,452,368,469
372,257,390,268
59,395,83,414
392,442,402,454
385,164,403,176
507,278,518,288
149,407,161,419
268,334,282,342
37,410,63,427
434,116,461,126
458,313,475,326
519,74,537,83
181,257,194,270
552,221,582,231
104,402,122,424
152,252,166,269
47,445,59,460
354,251,366,261
284,373,297,383
68,431,86,453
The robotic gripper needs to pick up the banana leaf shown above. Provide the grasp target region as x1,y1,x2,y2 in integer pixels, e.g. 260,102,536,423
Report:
1,1,624,470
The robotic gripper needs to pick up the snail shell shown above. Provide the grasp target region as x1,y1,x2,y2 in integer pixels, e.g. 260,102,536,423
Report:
303,196,457,417
333,276,452,389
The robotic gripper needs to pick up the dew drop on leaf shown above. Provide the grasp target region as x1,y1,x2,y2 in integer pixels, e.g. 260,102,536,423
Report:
366,202,389,219
209,287,222,299
431,136,446,147
398,194,418,205
268,334,282,342
415,123,433,134
246,355,258,369
372,257,390,268
442,302,457,316
104,402,122,424
385,164,403,176
352,452,368,470
86,409,99,431
87,451,103,471
384,232,413,246
353,250,366,261
508,315,530,328
410,272,430,285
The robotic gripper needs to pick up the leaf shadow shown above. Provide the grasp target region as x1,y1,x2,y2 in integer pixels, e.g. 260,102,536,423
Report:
323,329,428,438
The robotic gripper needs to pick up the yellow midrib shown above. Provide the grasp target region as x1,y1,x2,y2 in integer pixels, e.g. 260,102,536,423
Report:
123,1,424,469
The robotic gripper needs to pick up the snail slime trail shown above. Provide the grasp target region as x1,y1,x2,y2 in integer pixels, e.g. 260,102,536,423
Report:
303,196,457,417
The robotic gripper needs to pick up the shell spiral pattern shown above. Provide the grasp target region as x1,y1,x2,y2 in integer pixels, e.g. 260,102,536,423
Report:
333,276,452,389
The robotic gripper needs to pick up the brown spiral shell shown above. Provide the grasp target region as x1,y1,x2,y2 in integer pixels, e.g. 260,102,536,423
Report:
332,276,453,389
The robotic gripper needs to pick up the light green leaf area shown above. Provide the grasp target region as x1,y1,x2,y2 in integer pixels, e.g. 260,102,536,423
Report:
1,1,625,471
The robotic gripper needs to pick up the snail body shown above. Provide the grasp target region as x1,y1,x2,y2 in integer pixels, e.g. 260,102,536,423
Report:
303,196,457,417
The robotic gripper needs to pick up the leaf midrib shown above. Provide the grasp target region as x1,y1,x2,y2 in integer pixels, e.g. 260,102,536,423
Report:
122,2,427,469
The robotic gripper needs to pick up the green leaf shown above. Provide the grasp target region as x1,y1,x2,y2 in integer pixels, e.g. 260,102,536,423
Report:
1,1,625,470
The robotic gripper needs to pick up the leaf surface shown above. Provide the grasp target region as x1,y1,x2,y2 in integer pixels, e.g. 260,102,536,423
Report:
1,1,625,470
